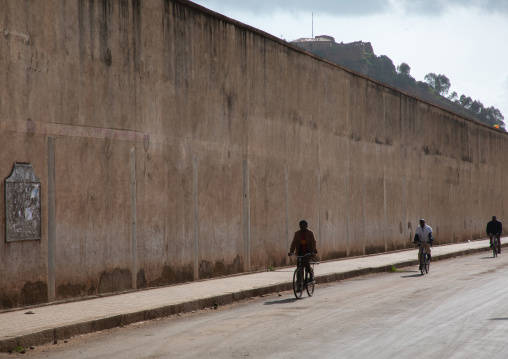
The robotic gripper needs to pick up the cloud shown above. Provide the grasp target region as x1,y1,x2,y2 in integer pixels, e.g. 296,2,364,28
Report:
394,0,508,15
503,74,508,91
193,0,391,16
193,0,508,16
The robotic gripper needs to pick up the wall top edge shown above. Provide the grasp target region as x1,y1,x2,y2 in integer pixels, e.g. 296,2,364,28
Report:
178,0,504,134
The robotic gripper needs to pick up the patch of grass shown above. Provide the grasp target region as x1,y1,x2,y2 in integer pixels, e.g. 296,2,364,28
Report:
390,265,398,272
13,344,26,354
267,265,275,271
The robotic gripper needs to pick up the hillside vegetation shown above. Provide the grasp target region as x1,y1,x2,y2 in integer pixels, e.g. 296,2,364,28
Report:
311,43,505,130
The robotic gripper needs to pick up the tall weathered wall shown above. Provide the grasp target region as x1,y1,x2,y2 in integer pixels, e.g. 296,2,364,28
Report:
1,0,506,308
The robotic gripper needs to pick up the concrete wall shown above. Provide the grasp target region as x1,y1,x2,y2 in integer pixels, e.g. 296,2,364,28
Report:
1,0,506,309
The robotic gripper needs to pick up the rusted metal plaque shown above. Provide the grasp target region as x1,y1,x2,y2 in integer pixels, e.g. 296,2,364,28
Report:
5,163,41,241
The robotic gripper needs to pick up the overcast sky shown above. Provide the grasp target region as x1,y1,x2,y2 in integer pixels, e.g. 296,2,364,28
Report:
191,0,508,125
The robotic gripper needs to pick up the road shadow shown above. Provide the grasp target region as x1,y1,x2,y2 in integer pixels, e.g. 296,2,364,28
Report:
264,297,300,305
400,272,424,278
479,256,497,259
489,318,508,321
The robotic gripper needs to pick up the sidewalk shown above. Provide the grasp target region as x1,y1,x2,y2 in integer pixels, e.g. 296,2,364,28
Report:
0,239,497,352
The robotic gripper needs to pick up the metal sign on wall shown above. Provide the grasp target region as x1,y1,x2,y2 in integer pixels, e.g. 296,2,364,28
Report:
5,163,41,242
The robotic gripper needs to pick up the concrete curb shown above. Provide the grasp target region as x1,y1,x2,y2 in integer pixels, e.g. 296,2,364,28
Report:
0,245,495,353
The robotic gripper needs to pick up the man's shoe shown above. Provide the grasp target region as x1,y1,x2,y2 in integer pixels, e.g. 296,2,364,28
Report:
309,277,315,283
498,250,501,254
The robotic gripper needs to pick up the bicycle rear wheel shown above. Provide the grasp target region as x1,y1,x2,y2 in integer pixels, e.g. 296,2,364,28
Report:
293,268,303,299
305,269,314,297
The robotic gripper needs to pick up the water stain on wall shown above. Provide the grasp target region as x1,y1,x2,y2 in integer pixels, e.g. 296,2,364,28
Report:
321,250,348,261
146,264,193,287
199,256,243,279
365,244,387,255
57,283,86,299
0,292,19,309
387,241,408,252
20,281,48,306
98,268,132,294
137,268,147,288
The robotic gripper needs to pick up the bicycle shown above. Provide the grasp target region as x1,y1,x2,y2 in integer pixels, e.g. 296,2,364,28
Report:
490,233,500,257
289,253,319,299
417,241,430,275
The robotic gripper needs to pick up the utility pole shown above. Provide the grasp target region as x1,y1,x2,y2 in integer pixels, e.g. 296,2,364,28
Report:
312,12,314,38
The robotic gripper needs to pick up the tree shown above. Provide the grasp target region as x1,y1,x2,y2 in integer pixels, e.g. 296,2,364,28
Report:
484,106,505,128
424,73,436,88
469,100,484,115
448,91,458,102
459,95,473,110
424,73,451,96
397,62,411,76
367,55,397,85
394,62,416,86
456,96,505,130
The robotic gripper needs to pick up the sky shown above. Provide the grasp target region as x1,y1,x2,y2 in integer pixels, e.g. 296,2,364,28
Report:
190,0,508,125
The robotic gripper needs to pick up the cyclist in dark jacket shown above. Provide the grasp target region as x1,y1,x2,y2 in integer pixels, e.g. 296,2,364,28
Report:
288,220,318,286
486,216,502,254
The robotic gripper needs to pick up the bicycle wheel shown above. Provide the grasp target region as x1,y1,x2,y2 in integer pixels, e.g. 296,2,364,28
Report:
425,254,430,274
493,239,498,257
305,269,314,297
420,250,425,275
293,268,303,299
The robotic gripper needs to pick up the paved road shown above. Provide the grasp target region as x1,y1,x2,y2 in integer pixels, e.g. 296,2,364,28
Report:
15,250,508,359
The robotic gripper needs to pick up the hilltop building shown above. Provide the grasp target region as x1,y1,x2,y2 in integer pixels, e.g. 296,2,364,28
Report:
291,35,374,73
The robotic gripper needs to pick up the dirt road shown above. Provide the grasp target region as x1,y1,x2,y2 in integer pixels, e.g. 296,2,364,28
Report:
17,251,508,358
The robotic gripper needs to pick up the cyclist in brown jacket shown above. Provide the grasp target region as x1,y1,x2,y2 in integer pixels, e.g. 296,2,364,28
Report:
288,220,318,284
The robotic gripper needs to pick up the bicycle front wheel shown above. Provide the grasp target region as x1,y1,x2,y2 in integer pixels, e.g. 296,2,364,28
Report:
305,270,314,297
493,240,498,257
293,268,303,299
425,255,430,274
420,251,425,275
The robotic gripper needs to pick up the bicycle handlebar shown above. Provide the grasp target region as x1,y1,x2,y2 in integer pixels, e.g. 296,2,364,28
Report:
288,252,314,258
415,240,433,247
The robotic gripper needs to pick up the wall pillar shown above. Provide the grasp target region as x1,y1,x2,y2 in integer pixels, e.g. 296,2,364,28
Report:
47,137,56,301
130,147,137,289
